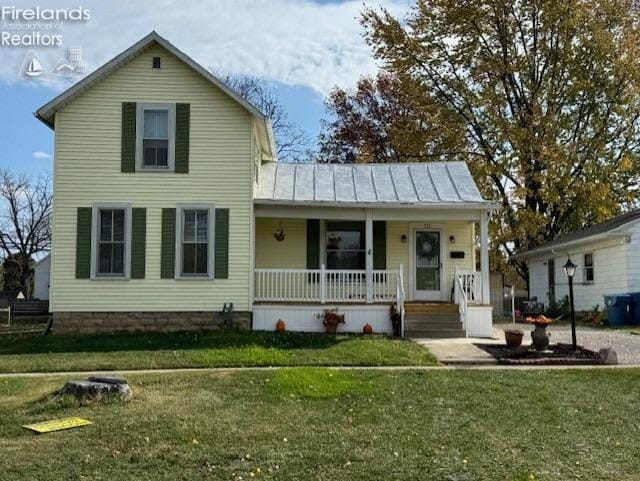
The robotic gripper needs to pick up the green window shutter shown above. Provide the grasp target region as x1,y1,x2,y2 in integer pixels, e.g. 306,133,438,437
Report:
306,219,320,269
161,208,176,279
373,221,387,270
75,207,92,279
214,208,229,279
121,102,136,173
131,208,146,279
175,103,190,174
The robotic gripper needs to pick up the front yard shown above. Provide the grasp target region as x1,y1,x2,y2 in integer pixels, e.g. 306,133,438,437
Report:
1,368,639,480
0,331,436,373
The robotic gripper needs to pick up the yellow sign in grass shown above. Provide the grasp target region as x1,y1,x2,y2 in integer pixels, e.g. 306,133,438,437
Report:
22,417,93,434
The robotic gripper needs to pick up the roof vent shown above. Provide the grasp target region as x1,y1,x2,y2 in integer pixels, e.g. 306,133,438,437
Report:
152,56,161,69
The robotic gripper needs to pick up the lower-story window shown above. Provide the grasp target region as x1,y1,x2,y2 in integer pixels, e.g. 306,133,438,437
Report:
325,221,365,270
93,204,131,278
178,205,214,278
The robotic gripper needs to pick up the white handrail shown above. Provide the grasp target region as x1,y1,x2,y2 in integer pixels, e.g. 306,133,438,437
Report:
454,267,469,336
396,264,406,337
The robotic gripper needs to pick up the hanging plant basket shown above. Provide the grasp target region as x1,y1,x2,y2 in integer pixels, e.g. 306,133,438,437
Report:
273,220,286,242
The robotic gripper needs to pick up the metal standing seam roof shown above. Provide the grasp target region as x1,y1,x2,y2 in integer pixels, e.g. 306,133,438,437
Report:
255,161,493,207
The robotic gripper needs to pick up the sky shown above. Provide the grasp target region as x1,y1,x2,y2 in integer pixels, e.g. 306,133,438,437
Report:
0,0,408,176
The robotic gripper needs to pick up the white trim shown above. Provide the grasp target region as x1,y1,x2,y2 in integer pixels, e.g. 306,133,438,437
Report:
135,102,176,172
408,223,447,301
365,209,373,303
175,203,215,280
254,204,488,221
479,211,491,304
90,202,132,280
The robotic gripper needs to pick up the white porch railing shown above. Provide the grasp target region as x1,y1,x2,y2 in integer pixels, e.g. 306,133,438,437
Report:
255,265,402,304
455,268,482,304
454,267,484,337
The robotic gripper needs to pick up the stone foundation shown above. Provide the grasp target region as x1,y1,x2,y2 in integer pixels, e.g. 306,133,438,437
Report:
52,311,251,334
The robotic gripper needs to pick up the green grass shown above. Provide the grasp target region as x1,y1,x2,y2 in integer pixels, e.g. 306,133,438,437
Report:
0,330,436,373
1,369,639,480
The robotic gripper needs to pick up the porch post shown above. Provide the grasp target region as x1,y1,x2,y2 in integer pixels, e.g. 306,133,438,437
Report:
365,209,373,303
480,210,491,305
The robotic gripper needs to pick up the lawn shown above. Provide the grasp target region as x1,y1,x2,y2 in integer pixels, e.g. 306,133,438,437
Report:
1,368,639,480
0,331,436,373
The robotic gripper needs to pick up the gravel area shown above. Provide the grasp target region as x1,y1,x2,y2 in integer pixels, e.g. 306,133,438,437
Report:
495,323,640,365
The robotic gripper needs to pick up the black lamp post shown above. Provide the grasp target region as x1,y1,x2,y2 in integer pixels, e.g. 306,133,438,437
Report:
563,258,577,351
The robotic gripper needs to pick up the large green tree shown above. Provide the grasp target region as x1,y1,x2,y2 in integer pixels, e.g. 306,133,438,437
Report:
325,0,640,283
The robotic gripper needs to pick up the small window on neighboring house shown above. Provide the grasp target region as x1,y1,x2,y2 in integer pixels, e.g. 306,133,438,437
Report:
584,253,594,282
180,208,211,276
97,208,126,276
152,56,161,69
136,103,175,171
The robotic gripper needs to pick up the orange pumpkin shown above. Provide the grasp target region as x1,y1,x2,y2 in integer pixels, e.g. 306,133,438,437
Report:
363,323,373,334
276,319,286,332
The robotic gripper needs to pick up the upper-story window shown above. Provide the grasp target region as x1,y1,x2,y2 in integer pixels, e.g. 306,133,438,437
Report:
584,252,594,283
136,103,175,171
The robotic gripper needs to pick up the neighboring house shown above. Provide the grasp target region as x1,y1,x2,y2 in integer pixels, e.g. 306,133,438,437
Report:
36,31,497,337
513,209,640,312
34,254,51,300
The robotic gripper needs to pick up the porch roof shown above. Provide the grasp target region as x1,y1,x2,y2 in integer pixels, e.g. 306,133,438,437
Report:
255,161,495,208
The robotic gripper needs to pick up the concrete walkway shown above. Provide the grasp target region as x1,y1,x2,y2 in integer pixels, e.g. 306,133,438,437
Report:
415,338,498,364
415,323,640,365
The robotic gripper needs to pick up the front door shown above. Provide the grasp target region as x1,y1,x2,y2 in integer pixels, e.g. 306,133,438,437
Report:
413,230,442,301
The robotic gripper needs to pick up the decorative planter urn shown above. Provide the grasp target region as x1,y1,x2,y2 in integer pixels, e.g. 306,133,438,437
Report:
531,324,550,351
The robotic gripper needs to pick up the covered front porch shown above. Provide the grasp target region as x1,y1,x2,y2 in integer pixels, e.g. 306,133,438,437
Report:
251,162,496,337
252,208,492,337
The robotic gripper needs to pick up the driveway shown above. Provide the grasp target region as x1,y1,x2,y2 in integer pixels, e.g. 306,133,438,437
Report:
495,323,640,365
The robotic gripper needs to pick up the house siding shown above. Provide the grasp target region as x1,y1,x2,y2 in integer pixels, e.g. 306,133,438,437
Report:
51,43,254,312
528,236,632,312
255,218,307,269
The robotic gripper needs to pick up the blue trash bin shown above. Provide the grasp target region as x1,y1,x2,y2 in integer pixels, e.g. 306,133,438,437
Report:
628,293,640,326
604,294,633,327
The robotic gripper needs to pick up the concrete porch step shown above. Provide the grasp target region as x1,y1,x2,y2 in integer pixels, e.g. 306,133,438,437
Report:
405,314,460,322
406,328,466,339
404,320,463,330
404,303,458,315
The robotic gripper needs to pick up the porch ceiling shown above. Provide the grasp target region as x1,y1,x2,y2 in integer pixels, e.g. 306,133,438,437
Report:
255,162,495,208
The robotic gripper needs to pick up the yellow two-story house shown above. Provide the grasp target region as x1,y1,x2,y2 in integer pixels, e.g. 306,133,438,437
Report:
38,32,496,338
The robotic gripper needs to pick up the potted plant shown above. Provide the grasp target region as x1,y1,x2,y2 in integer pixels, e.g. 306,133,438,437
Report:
504,329,524,348
363,323,373,334
526,315,554,351
318,308,345,334
275,319,286,332
390,304,402,337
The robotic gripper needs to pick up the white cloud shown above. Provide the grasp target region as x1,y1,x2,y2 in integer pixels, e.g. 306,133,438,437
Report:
32,151,51,159
1,0,407,95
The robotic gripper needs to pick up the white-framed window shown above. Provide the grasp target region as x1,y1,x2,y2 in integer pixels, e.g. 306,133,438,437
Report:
91,203,132,279
176,204,215,279
136,103,175,171
584,252,594,283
